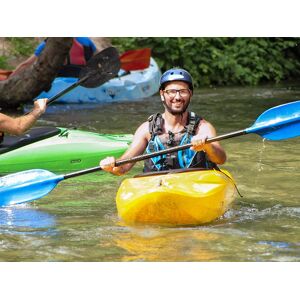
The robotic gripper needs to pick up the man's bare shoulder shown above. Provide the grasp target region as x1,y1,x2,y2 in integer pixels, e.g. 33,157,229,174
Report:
130,121,151,147
197,119,217,136
135,121,150,134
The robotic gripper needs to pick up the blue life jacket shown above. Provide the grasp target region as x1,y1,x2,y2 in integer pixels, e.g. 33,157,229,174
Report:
143,112,219,173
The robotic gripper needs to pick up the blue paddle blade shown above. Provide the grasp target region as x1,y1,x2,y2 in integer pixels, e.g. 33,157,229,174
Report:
0,169,64,207
246,100,300,140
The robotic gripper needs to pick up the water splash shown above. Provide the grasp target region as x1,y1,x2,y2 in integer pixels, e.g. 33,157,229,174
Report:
226,204,300,224
256,138,267,172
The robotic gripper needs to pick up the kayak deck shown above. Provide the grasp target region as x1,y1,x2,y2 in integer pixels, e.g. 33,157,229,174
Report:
116,169,237,226
0,127,132,174
0,127,61,154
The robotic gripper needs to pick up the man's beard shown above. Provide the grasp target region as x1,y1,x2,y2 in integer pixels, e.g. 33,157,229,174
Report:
162,100,190,115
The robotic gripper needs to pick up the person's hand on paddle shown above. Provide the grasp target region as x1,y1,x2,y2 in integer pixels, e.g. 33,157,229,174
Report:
100,156,123,176
190,135,209,152
191,133,226,165
32,98,48,118
0,97,49,136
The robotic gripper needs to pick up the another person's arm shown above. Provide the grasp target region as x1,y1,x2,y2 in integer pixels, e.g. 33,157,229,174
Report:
100,122,149,175
10,40,45,77
10,55,38,77
191,119,226,165
0,98,47,135
87,38,97,54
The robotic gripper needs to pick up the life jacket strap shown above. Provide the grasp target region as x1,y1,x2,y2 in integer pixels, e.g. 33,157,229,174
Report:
148,113,163,139
148,111,202,138
186,111,202,136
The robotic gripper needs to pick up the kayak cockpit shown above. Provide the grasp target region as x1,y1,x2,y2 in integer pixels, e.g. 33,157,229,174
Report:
0,127,61,154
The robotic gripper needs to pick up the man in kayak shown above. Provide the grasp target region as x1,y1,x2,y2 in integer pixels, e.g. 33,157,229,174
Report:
100,68,226,175
10,37,97,77
0,98,47,141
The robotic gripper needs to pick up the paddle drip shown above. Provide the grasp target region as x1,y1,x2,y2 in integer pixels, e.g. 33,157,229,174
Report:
257,138,267,173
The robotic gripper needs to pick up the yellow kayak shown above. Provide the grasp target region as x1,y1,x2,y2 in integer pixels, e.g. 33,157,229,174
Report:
116,169,237,226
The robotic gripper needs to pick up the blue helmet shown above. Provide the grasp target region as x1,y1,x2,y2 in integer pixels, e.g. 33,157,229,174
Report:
159,68,193,91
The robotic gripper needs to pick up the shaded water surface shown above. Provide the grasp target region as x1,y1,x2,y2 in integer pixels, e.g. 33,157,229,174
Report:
0,84,299,261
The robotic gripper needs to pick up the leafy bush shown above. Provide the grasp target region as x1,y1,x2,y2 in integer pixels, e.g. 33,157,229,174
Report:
112,37,300,87
0,56,10,69
5,37,38,57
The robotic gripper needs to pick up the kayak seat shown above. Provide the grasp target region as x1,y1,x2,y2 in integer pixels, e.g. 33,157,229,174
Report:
0,127,61,154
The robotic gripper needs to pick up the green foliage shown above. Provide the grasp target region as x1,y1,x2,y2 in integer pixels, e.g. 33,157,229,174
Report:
112,37,300,87
0,56,10,69
5,37,38,56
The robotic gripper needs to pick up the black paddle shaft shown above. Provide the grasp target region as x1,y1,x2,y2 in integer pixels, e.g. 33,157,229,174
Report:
63,129,247,180
34,47,121,107
46,75,89,105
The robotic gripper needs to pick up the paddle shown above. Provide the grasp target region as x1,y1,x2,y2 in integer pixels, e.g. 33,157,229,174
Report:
0,100,299,207
46,47,120,105
120,48,151,71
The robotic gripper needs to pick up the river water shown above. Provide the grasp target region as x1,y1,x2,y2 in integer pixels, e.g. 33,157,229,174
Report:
0,84,299,262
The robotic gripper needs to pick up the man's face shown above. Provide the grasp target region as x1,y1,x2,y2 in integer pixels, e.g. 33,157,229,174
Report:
160,81,192,115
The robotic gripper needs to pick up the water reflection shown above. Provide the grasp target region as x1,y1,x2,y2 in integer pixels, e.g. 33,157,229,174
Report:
113,225,221,262
0,205,56,235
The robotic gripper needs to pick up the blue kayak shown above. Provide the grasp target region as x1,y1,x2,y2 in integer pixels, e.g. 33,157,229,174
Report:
37,58,161,103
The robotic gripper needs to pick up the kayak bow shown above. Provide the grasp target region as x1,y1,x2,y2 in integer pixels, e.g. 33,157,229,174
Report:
116,169,237,226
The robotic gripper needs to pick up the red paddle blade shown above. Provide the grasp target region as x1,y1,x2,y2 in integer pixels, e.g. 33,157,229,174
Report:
120,48,151,71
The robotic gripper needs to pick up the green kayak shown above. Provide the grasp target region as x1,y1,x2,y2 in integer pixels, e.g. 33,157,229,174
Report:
0,127,132,174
